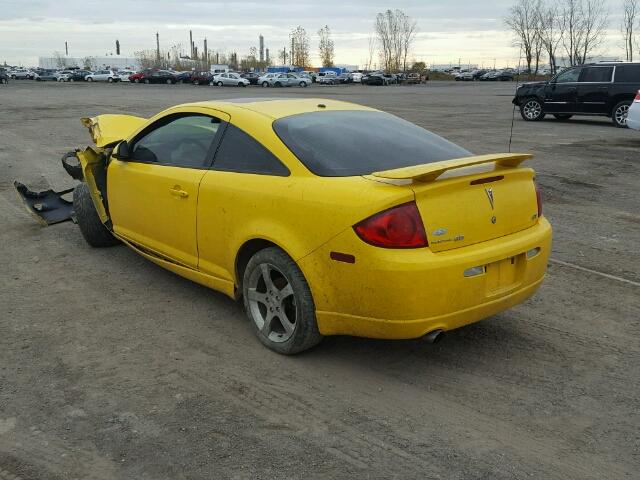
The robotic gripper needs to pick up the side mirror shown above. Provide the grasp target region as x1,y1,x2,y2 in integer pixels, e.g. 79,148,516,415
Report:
113,140,130,160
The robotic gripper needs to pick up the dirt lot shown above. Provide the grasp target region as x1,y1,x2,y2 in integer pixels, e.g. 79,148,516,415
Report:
1,80,638,480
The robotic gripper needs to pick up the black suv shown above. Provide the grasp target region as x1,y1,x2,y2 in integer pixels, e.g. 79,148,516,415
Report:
513,62,640,127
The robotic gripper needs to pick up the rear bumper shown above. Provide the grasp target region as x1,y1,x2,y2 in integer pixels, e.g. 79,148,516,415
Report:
627,104,640,130
299,218,552,339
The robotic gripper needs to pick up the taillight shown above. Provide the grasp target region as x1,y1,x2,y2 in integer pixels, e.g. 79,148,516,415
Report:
535,183,542,218
634,90,640,103
353,202,428,248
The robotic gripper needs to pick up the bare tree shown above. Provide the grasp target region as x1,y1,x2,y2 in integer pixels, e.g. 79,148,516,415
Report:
505,0,541,74
561,0,608,66
366,32,376,70
537,2,565,74
290,26,310,67
52,51,68,69
318,25,335,67
375,9,417,72
622,0,638,61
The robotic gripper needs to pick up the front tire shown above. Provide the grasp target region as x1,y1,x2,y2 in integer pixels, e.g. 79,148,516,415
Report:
612,101,631,128
108,77,113,83
73,183,119,248
262,81,269,87
520,98,545,121
87,77,93,82
299,81,307,87
242,247,322,355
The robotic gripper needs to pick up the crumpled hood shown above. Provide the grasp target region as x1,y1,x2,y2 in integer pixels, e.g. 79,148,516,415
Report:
80,114,146,148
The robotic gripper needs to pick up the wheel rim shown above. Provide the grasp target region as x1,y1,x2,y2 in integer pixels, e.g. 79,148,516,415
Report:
247,263,297,343
262,82,268,87
615,105,629,125
523,100,542,119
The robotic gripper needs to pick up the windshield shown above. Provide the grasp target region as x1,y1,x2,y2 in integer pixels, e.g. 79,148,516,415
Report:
273,110,471,177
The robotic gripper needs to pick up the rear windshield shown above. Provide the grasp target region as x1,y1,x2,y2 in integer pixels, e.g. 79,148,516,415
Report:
273,110,471,176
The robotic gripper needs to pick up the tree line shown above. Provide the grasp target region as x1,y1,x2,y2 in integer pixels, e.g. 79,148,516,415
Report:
506,0,638,76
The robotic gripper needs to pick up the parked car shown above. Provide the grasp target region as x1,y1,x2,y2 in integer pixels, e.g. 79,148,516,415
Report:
513,62,640,127
139,70,177,84
266,73,309,87
351,72,364,83
317,72,338,85
9,68,34,79
406,73,421,84
212,72,250,87
55,70,74,82
117,70,135,82
128,70,153,83
33,69,58,81
191,71,213,85
174,71,193,83
241,72,260,85
626,90,640,130
383,73,398,84
337,73,353,84
0,69,9,84
455,71,474,81
300,71,317,82
85,69,120,82
361,73,386,86
35,98,550,354
68,70,92,82
258,73,278,87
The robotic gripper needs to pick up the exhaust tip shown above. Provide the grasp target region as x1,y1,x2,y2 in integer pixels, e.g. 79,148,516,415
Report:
423,329,445,344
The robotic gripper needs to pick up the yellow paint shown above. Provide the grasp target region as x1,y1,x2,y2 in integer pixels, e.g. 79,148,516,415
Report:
78,99,552,340
81,114,147,147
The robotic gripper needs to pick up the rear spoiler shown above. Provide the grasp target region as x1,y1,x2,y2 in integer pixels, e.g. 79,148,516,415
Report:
370,153,532,183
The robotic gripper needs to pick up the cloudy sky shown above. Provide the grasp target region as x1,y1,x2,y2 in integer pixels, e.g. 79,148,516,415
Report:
0,0,626,68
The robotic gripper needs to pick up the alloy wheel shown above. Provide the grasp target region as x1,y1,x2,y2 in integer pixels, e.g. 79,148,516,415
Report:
246,263,297,343
523,100,542,120
615,104,629,126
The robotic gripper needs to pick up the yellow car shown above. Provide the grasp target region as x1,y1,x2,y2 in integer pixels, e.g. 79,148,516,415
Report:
30,98,552,354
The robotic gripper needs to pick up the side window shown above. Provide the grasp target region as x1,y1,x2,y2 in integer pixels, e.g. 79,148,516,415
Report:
614,65,640,82
131,114,221,168
579,67,613,82
212,124,289,176
555,68,581,83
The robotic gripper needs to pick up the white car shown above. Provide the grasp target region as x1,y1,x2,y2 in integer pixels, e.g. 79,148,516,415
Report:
211,72,249,87
266,73,309,88
117,70,134,82
55,70,73,82
85,69,120,82
627,90,640,130
9,69,34,79
258,73,278,87
351,72,363,83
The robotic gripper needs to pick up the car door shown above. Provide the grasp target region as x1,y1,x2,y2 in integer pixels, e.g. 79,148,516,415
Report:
544,67,582,113
576,66,614,114
107,111,229,268
197,123,291,281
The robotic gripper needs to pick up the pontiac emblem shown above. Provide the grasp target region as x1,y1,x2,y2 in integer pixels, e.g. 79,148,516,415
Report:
485,188,495,210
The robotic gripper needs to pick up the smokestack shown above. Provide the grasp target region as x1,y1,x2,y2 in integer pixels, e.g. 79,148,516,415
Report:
203,38,207,62
65,41,68,55
259,35,264,62
189,30,193,58
156,32,160,62
265,48,269,63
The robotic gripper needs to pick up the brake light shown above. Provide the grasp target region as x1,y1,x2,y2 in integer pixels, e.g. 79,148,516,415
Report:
535,183,542,218
634,90,640,103
353,202,428,248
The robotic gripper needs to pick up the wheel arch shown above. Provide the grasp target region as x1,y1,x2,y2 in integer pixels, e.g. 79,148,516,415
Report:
235,238,296,294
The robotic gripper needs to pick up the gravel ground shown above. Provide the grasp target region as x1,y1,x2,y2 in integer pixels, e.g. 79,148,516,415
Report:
0,80,638,480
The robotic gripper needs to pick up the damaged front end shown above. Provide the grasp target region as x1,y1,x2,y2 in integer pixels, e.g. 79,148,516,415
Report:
14,114,146,227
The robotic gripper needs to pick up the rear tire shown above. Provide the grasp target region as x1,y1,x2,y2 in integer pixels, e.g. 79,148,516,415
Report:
520,98,545,121
73,183,119,248
612,101,631,128
553,114,573,121
242,247,322,355
87,77,93,82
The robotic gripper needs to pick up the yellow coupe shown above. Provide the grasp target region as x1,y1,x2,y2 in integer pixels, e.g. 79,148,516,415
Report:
40,99,552,353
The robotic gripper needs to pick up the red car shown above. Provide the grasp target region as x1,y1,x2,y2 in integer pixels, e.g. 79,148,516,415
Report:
129,69,154,83
191,71,213,85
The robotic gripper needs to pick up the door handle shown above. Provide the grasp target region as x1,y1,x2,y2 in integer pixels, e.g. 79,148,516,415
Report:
169,186,189,198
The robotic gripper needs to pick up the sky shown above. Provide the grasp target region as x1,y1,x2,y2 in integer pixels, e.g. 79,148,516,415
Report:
0,0,627,68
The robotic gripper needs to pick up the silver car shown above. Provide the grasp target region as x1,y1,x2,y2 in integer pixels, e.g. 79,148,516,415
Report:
267,73,309,88
85,69,120,82
9,69,34,79
258,73,278,87
211,72,249,87
627,90,640,130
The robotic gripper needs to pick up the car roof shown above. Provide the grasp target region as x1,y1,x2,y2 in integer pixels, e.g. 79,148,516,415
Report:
182,98,376,120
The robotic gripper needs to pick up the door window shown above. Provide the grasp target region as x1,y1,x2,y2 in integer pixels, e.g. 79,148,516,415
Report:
554,68,581,83
131,114,222,168
212,124,289,176
579,67,613,83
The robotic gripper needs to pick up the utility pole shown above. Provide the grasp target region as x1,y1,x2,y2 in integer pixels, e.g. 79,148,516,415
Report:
116,40,120,56
156,32,160,64
65,42,68,55
291,38,295,66
259,35,264,62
